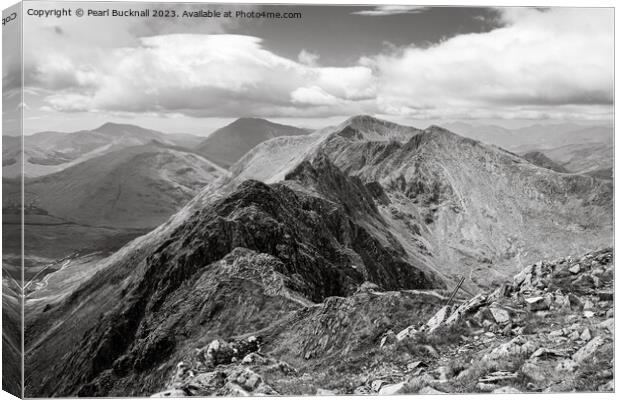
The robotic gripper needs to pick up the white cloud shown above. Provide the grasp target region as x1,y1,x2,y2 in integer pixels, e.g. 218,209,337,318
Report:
298,49,320,67
291,86,340,106
364,7,613,120
24,8,613,122
33,34,375,118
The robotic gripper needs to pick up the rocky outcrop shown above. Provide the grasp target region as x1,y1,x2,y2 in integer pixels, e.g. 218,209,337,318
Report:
318,118,612,290
24,117,613,397
25,158,440,397
355,248,614,394
149,248,613,396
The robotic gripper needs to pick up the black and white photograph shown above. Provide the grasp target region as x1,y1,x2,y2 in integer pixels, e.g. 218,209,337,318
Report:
1,1,615,397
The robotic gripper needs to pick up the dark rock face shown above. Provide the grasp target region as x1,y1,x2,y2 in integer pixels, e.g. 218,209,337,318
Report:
26,155,439,397
23,117,613,397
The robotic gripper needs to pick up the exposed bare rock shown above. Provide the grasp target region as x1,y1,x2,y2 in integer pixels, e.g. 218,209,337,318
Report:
378,382,406,395
23,116,613,397
572,336,606,364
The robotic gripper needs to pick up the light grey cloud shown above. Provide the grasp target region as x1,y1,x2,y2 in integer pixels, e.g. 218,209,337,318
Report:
33,34,376,118
21,7,613,123
352,6,430,16
363,7,613,120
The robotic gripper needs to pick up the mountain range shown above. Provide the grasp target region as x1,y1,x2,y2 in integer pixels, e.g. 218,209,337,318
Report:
23,116,612,397
443,122,613,179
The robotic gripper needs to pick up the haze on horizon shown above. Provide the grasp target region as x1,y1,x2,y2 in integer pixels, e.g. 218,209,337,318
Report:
3,4,613,136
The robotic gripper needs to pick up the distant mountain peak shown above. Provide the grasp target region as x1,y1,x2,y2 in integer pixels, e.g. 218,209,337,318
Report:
334,115,420,143
342,115,400,129
95,122,142,131
233,117,269,123
424,124,452,133
196,118,310,168
227,117,290,129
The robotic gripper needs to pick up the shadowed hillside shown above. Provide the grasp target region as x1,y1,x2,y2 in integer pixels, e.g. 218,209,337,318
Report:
24,117,612,397
197,118,310,168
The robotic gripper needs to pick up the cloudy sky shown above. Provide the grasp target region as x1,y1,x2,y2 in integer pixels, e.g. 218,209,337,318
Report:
5,2,614,135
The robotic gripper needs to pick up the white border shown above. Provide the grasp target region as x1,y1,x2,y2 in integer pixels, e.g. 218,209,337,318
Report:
0,1,616,400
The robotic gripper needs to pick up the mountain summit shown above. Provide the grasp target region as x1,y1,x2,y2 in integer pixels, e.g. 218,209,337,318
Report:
196,118,310,168
24,117,612,397
334,115,422,143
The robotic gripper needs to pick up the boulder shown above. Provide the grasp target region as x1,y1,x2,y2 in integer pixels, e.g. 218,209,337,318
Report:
227,368,266,392
434,366,450,381
396,325,418,341
492,386,521,393
572,336,605,363
521,359,559,384
583,310,595,318
216,382,250,397
407,360,428,372
554,293,571,309
184,371,226,396
555,359,578,373
572,274,595,290
524,296,550,311
241,353,267,365
482,336,537,366
443,293,487,327
150,389,188,397
598,380,614,392
378,382,406,395
580,328,592,341
567,294,583,311
598,318,614,335
478,371,518,383
380,330,397,347
475,382,498,392
530,348,570,359
371,380,387,392
196,340,235,368
489,304,511,325
568,264,581,274
426,305,452,332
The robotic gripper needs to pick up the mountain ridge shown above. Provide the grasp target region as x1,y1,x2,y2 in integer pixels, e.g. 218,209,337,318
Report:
23,116,612,397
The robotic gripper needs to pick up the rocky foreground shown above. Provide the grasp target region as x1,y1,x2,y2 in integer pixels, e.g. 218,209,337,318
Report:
153,248,613,396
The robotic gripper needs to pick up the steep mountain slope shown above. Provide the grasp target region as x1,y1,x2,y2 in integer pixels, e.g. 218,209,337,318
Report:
3,123,204,178
314,119,611,289
522,151,569,173
24,116,612,397
196,118,310,168
13,142,228,228
2,277,21,397
25,161,442,396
